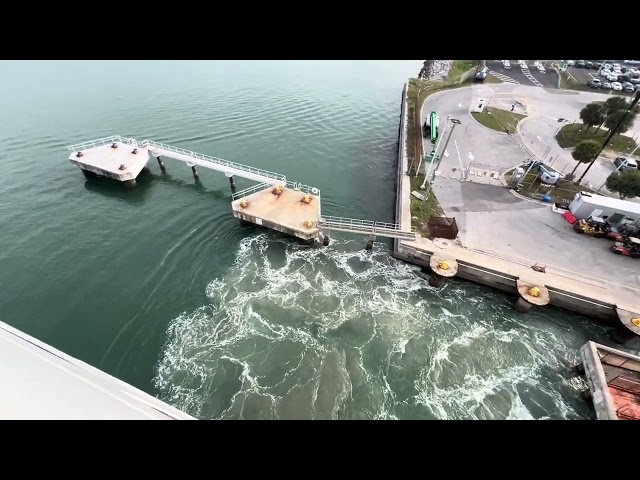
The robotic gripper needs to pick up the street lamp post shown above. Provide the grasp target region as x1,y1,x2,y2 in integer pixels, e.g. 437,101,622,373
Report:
421,118,461,209
421,115,451,189
577,89,640,183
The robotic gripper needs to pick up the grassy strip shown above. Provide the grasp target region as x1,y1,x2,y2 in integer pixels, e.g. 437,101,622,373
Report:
409,175,444,234
404,63,476,234
505,170,594,203
471,107,526,133
556,123,637,153
559,70,591,92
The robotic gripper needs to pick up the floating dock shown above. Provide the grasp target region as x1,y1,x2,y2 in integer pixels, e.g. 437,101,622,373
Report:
69,138,150,188
577,341,640,420
231,182,321,241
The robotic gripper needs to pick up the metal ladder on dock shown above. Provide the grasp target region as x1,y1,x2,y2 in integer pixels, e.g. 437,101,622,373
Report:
66,135,288,186
318,215,417,240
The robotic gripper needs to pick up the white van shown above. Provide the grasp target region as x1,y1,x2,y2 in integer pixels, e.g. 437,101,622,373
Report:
614,156,638,171
502,60,511,69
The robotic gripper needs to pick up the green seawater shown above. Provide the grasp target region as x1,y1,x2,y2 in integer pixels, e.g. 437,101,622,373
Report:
0,60,620,419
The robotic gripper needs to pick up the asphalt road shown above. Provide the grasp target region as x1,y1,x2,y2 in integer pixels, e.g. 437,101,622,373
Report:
486,60,559,89
420,82,640,290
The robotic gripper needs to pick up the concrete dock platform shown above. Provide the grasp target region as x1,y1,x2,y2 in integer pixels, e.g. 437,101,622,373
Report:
578,341,640,420
69,141,150,186
231,185,321,241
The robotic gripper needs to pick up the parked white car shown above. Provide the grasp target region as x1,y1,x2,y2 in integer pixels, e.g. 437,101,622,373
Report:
502,60,511,69
600,69,612,77
567,60,575,66
519,60,528,69
537,63,546,73
611,82,623,91
607,73,619,82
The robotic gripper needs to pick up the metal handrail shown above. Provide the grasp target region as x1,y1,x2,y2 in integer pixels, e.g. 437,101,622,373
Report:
67,135,126,152
318,216,417,238
142,140,286,182
66,136,329,199
231,182,272,200
285,180,321,196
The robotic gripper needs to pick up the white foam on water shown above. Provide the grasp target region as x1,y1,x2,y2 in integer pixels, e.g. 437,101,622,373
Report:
154,233,600,420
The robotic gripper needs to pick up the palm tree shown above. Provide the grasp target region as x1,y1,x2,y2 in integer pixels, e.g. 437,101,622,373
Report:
579,102,606,132
567,140,601,180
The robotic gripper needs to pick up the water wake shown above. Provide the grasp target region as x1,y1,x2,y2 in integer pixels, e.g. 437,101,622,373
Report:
154,233,603,420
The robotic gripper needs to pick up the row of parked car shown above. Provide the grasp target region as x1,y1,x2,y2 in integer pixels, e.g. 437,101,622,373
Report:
584,62,640,92
587,78,638,92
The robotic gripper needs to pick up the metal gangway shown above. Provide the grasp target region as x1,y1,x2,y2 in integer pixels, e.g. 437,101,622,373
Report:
66,135,287,186
318,215,417,241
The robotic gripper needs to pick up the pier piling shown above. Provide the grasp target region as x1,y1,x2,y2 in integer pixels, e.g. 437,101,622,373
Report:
611,308,640,344
226,173,236,194
429,255,458,288
514,280,549,313
365,235,375,251
156,155,166,172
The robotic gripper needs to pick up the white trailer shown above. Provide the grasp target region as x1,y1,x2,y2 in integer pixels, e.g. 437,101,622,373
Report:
569,191,640,227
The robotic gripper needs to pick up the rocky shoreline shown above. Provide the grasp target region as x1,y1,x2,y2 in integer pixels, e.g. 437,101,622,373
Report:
418,60,453,81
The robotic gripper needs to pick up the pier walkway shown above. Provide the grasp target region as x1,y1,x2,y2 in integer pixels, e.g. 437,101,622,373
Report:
67,135,417,243
67,135,286,185
318,216,417,241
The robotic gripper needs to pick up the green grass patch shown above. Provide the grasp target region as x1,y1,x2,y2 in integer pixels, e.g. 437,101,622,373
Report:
471,107,526,133
445,60,478,82
505,170,594,203
559,70,591,92
409,174,444,234
555,123,637,153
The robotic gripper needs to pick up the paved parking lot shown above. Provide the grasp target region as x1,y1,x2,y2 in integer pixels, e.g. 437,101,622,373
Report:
432,178,640,291
486,60,559,89
567,60,638,96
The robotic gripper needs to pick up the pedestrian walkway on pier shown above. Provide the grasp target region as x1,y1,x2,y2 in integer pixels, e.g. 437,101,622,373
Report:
66,135,417,245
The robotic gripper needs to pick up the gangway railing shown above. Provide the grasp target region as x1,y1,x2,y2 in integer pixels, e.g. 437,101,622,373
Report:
66,135,288,186
142,139,287,185
318,215,417,240
231,182,272,201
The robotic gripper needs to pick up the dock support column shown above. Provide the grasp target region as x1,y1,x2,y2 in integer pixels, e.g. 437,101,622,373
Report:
514,280,549,313
365,235,375,251
612,308,640,344
322,233,330,247
187,162,199,179
428,255,458,288
124,179,137,189
156,155,166,172
81,169,97,179
226,173,236,194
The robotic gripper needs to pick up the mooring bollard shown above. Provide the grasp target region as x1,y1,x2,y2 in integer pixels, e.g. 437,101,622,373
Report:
429,255,458,288
514,279,549,313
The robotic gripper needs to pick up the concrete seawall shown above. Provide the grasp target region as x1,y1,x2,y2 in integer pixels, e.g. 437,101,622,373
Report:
391,79,636,335
393,82,409,257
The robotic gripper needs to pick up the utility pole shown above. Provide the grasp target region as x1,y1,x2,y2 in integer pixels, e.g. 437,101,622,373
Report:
578,89,640,183
421,118,461,209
